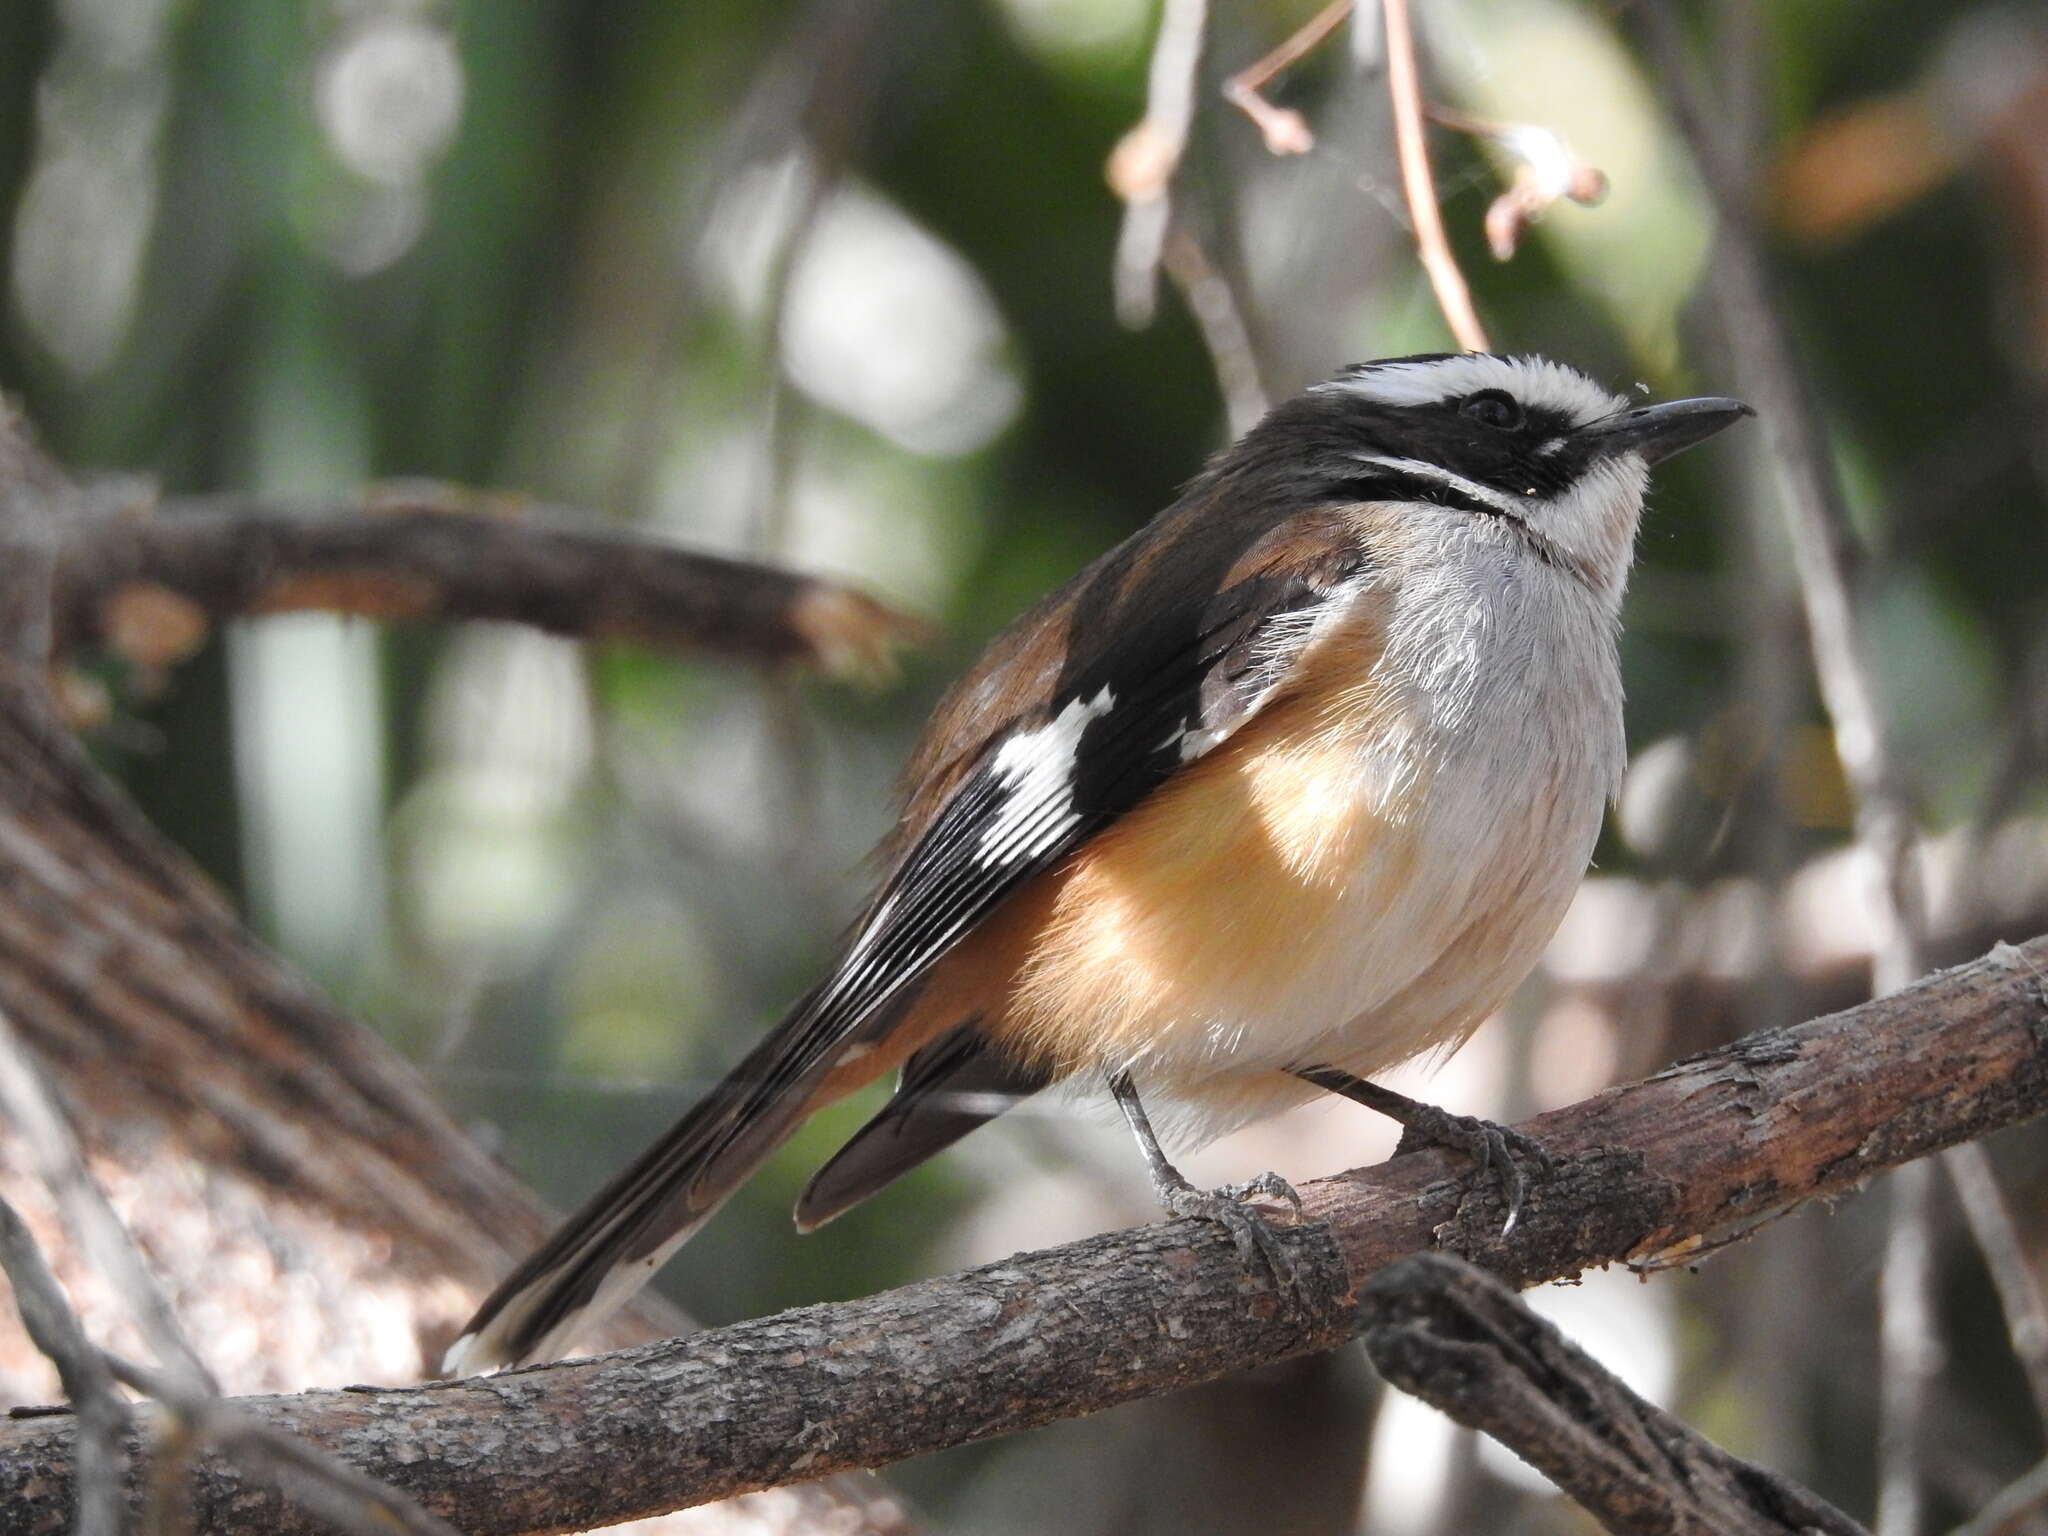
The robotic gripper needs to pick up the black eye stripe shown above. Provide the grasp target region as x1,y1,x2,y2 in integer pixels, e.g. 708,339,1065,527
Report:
1315,471,1509,522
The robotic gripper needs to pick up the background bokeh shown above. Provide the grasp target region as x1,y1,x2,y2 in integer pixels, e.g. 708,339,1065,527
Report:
4,1,2047,1531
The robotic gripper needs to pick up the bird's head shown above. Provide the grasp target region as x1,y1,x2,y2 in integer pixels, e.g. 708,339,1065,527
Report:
1229,353,1752,604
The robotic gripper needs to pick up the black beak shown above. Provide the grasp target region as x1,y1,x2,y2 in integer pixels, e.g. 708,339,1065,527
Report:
1579,396,1755,466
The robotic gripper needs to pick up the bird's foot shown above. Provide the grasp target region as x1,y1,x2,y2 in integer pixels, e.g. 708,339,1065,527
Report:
1219,1169,1306,1220
1155,1169,1304,1291
1393,1106,1555,1234
1109,1071,1313,1297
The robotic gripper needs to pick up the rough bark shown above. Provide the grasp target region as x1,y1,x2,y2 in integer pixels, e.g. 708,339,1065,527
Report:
3,932,2043,1535
48,494,927,680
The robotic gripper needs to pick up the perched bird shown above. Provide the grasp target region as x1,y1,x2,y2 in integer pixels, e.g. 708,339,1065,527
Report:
447,352,1751,1373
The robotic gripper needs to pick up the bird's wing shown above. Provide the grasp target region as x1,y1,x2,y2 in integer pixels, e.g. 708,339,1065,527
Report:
448,506,1379,1371
760,510,1379,1113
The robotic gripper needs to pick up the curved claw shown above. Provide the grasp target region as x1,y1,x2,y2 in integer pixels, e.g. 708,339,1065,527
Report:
1159,1178,1302,1291
1221,1169,1306,1219
1402,1108,1554,1235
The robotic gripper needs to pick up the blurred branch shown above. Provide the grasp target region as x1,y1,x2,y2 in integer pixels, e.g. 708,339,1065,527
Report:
6,932,2047,1534
48,496,929,683
1639,0,1925,1019
1160,228,1270,434
1944,1143,2048,1432
1360,1255,1867,1535
1424,105,1609,260
606,0,890,522
0,401,75,670
1220,0,1351,156
0,1196,128,1536
1879,1161,1943,1536
742,153,836,911
1108,0,1209,327
1382,0,1490,350
1948,1452,2048,1536
0,1007,217,1400
1640,9,1949,1531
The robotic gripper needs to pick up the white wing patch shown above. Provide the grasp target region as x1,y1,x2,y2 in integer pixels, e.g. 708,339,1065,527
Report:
976,686,1115,865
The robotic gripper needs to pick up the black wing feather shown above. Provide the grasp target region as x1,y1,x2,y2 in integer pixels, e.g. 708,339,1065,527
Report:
797,545,1371,1070
450,504,1378,1369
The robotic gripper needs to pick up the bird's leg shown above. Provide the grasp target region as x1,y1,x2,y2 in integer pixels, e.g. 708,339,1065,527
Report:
1107,1071,1303,1287
1295,1064,1554,1233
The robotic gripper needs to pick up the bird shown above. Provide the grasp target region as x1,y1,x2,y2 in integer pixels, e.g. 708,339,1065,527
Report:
445,352,1752,1374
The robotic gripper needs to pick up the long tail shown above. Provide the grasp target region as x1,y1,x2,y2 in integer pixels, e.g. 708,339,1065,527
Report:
445,992,846,1374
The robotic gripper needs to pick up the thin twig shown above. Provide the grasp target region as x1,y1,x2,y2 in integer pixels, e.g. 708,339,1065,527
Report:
1879,1159,1942,1536
1108,0,1210,327
0,1196,129,1536
1380,0,1490,350
1220,0,1353,156
1639,5,1926,988
105,1356,462,1536
1424,104,1609,260
0,1009,217,1398
1110,0,1274,426
1640,6,1937,1529
1159,228,1271,433
1945,1142,2048,1432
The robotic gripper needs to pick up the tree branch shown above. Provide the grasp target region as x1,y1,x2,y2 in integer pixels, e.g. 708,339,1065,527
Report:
1359,1255,1867,1535
1108,0,1209,328
1158,228,1270,435
48,496,929,682
1220,0,1352,156
4,933,2044,1535
1382,0,1490,350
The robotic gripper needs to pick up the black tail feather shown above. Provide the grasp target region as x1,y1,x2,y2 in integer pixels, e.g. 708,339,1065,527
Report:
795,1024,1048,1232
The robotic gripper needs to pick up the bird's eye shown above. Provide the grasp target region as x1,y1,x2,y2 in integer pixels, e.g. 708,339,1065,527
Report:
1460,390,1524,431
